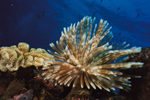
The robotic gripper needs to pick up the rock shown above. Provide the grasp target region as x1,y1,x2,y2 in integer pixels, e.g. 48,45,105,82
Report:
0,79,25,100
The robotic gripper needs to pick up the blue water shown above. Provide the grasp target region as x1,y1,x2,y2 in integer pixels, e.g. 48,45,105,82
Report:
0,0,150,49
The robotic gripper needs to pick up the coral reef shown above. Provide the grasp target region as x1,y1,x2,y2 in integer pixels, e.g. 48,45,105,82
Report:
42,16,143,93
0,79,25,100
0,42,53,72
119,47,150,100
0,16,147,100
0,66,64,100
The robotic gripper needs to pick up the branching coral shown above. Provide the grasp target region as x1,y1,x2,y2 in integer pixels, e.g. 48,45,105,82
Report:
0,42,53,72
42,16,143,92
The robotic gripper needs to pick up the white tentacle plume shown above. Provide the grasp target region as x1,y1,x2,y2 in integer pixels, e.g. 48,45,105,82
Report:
42,16,143,92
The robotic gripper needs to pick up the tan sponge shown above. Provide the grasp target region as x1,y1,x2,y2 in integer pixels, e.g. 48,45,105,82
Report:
0,42,53,72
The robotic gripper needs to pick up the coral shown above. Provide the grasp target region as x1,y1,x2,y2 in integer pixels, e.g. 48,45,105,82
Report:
65,89,90,100
0,79,25,100
33,74,64,99
0,42,53,72
42,16,143,92
101,96,132,100
120,47,150,100
0,16,146,100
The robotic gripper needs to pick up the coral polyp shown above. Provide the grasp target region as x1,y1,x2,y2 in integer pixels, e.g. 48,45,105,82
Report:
0,42,53,72
42,16,143,92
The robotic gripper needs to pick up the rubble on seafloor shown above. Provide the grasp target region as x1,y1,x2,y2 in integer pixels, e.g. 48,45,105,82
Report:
0,47,150,100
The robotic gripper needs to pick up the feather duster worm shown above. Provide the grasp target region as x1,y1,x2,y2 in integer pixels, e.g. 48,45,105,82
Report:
0,42,53,72
42,16,143,92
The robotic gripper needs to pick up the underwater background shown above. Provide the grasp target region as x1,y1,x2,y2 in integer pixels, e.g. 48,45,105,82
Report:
0,0,150,49
0,0,150,100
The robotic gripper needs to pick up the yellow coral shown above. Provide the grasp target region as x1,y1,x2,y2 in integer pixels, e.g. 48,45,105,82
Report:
0,42,53,72
42,16,143,92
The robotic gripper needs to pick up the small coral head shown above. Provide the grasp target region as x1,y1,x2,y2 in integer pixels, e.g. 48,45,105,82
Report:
42,16,143,92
